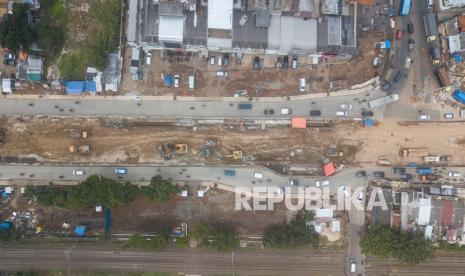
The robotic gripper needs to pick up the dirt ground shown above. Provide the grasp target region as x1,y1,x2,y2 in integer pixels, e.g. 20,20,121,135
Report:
0,117,358,167
1,187,293,235
122,33,383,97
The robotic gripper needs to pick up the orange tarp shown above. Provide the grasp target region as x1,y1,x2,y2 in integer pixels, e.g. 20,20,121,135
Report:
324,163,335,176
291,117,307,128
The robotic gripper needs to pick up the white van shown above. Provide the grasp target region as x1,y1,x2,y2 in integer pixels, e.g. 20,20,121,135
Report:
73,169,85,176
216,71,228,77
299,78,306,92
350,260,356,272
188,75,195,90
280,108,292,115
336,111,348,117
253,172,263,179
418,114,431,120
209,56,215,65
217,56,222,66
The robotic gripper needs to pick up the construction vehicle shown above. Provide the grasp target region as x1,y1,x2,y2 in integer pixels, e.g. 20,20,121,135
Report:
69,145,90,153
225,151,243,160
399,147,429,157
68,129,88,139
159,143,188,160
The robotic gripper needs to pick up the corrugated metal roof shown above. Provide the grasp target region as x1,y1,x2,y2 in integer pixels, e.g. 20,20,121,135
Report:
127,0,138,43
448,35,461,53
418,197,432,226
159,16,184,43
441,200,454,225
268,15,318,53
208,0,232,30
328,16,342,46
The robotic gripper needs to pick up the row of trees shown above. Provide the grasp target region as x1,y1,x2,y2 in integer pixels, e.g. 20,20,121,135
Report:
360,224,435,265
24,175,180,209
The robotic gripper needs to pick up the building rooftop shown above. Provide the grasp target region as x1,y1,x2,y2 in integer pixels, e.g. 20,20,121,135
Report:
158,1,183,16
321,0,341,15
127,0,139,45
256,8,270,28
208,0,233,30
268,15,318,53
233,10,268,49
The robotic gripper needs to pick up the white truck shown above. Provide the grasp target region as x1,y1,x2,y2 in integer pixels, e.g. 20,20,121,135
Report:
404,57,412,69
368,93,400,109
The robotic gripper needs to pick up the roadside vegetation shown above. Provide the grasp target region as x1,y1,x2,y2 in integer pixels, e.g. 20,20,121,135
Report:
263,212,320,249
0,3,34,51
23,175,180,209
360,224,435,265
192,221,239,251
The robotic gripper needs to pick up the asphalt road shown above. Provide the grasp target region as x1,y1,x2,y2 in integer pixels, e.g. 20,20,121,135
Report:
0,244,346,275
0,89,387,120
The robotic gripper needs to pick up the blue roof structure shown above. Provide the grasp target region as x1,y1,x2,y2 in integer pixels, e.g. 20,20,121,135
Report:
384,40,391,49
364,118,375,127
164,75,173,87
86,81,97,92
65,81,85,95
74,225,86,237
454,54,462,63
453,89,465,104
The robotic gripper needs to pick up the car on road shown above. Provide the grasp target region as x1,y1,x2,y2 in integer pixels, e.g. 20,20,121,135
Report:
361,111,374,117
396,30,402,40
418,114,431,120
407,22,414,33
393,71,401,82
253,171,263,179
408,39,415,51
114,168,128,175
174,74,180,88
381,81,392,92
310,110,321,117
238,103,253,109
355,171,367,177
392,167,406,174
73,169,85,176
400,173,413,180
280,108,292,115
404,57,412,69
223,170,236,176
264,108,274,115
336,111,348,117
253,56,260,70
357,192,364,203
339,103,352,110
449,171,460,177
372,171,385,178
288,179,299,186
444,113,454,119
315,179,330,187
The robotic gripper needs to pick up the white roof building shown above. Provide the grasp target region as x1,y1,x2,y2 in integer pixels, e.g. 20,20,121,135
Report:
417,197,432,226
208,0,233,30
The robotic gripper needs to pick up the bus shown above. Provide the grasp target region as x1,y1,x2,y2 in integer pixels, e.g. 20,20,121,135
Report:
400,0,411,16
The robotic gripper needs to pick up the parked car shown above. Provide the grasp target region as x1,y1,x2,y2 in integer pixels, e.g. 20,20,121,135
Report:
299,78,306,92
408,39,415,51
449,171,461,177
355,171,367,177
315,179,330,187
283,56,289,69
264,108,274,115
253,171,263,179
340,103,352,110
73,169,85,176
288,179,299,186
217,56,222,66
292,57,298,69
310,110,321,116
209,56,215,65
146,52,152,65
418,114,431,120
392,167,406,174
174,74,180,88
361,111,374,117
372,171,385,178
253,56,260,70
114,168,128,175
357,192,364,203
393,71,401,82
223,53,229,66
400,173,413,180
381,81,392,92
407,22,414,33
444,113,454,119
396,30,402,40
336,111,348,117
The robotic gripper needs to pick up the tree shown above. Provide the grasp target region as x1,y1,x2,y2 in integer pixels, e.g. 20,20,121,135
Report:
360,223,397,258
263,213,320,249
142,176,180,202
360,224,435,265
192,221,238,251
0,3,34,51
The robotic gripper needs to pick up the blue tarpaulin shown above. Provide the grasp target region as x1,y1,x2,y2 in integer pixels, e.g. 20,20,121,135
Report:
455,54,462,63
74,225,86,237
164,75,173,87
86,81,96,92
364,118,375,127
384,40,391,49
0,221,13,230
65,81,85,95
